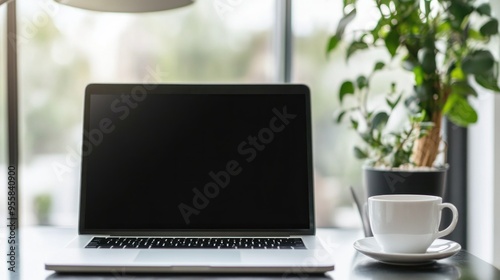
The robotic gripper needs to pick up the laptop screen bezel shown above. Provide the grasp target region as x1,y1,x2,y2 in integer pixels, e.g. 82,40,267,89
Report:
79,84,315,236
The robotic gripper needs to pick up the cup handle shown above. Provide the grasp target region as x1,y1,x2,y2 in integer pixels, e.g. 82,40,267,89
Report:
436,203,459,239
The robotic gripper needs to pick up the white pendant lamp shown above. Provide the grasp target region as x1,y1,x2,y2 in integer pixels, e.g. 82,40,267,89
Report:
54,0,194,13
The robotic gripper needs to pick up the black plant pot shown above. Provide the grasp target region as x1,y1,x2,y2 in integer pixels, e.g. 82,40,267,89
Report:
363,166,448,198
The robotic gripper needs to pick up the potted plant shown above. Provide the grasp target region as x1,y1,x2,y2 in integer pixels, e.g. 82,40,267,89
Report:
34,193,52,225
326,0,499,197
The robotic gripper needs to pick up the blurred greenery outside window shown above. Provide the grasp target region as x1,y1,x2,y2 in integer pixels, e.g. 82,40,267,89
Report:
0,0,388,228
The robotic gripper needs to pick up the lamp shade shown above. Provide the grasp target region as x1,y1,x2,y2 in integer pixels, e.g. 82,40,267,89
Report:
54,0,194,13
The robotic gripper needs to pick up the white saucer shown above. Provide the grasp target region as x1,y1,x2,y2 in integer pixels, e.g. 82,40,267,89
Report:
353,237,461,265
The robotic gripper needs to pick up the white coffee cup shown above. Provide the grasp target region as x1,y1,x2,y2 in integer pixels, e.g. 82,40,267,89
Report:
368,194,458,254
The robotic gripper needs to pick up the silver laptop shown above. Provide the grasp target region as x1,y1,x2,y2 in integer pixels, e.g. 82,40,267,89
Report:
45,84,335,274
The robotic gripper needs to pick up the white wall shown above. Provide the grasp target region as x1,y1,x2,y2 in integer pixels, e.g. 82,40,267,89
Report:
468,91,500,268
468,2,500,267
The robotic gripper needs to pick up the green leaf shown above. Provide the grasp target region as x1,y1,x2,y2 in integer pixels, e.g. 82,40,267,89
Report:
346,41,369,60
350,118,359,129
475,69,500,92
326,35,341,54
411,111,426,123
327,8,356,55
443,93,478,126
339,81,355,103
437,21,451,34
462,50,495,75
374,61,385,71
356,75,368,89
449,0,474,22
336,9,357,38
354,147,368,159
450,66,465,80
381,145,392,155
370,17,386,42
413,66,424,85
384,29,399,57
343,0,356,8
336,111,346,123
372,112,389,130
468,29,485,41
386,94,402,109
359,132,370,142
451,81,478,97
476,3,491,16
480,19,499,36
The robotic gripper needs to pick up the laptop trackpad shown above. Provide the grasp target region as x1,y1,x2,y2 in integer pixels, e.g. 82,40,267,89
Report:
135,250,241,264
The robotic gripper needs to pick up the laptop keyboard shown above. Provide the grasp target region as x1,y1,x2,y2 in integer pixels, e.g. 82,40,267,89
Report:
85,237,306,249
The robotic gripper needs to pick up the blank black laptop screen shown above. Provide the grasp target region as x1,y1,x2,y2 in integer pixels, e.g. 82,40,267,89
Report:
81,84,313,233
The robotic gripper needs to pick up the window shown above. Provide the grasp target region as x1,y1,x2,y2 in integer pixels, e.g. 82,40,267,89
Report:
292,0,362,227
3,0,368,229
291,0,415,227
15,0,275,226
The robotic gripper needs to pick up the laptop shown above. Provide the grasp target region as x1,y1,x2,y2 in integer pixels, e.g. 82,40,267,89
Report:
45,84,335,273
